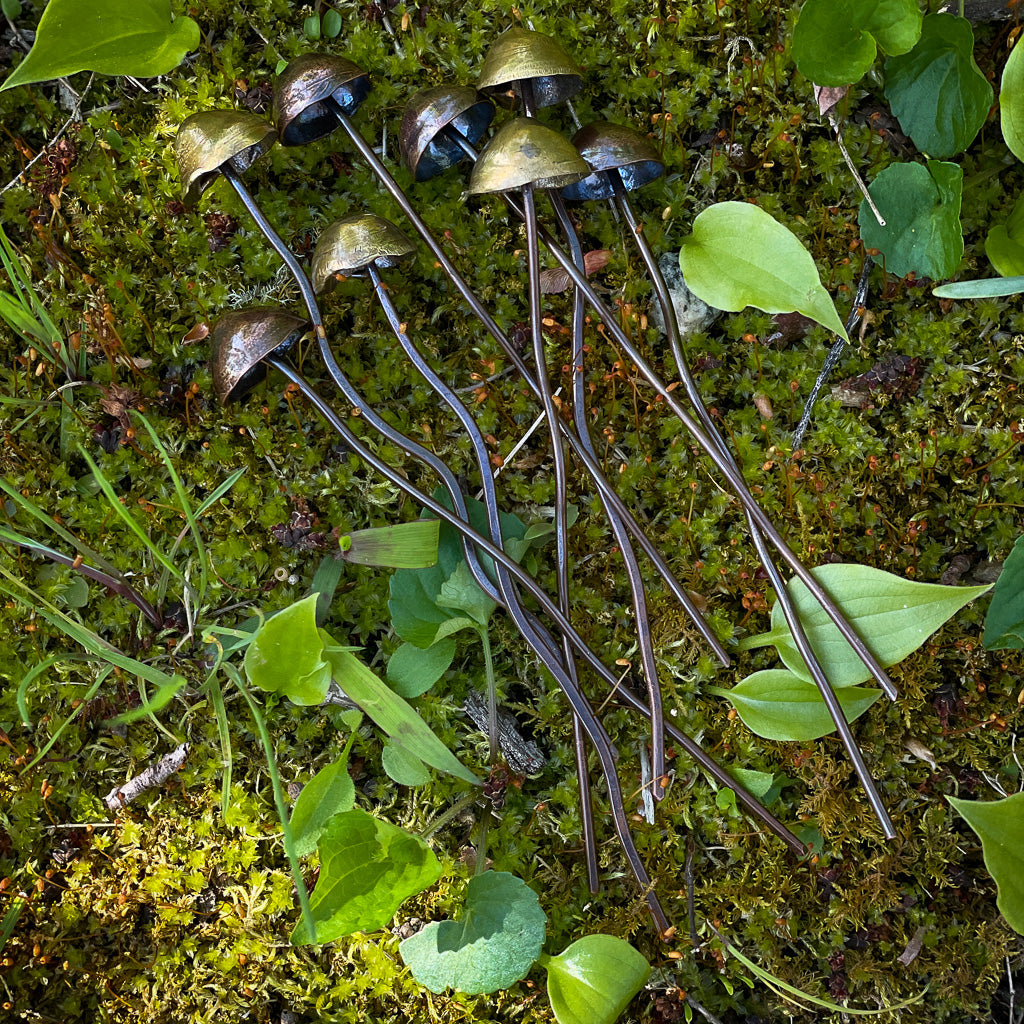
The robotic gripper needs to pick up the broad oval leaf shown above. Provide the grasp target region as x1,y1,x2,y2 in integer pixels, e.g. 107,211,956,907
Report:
1002,36,1024,163
985,194,1024,278
291,808,442,944
708,670,881,741
678,202,848,340
983,533,1024,650
884,15,992,159
740,563,991,688
544,934,652,1024
859,160,964,279
324,642,480,785
244,593,332,705
399,871,547,994
948,792,1024,936
1,0,200,91
386,639,457,698
289,753,356,858
792,0,922,86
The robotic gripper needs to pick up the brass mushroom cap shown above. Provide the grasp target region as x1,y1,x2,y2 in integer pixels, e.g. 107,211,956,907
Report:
400,86,494,181
175,110,277,207
468,118,588,195
562,121,664,201
274,53,371,146
210,308,311,403
477,27,582,109
311,214,416,290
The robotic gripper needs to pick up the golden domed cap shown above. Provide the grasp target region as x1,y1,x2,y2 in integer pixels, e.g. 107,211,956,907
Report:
468,118,588,195
477,28,582,109
311,214,416,289
175,110,276,207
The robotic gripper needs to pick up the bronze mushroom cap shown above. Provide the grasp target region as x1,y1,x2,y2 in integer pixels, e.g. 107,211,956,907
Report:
274,53,371,146
175,110,277,207
400,86,494,181
210,308,311,403
311,214,416,289
561,121,665,201
468,118,588,195
477,27,582,109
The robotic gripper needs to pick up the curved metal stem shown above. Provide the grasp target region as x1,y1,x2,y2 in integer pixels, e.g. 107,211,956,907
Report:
611,177,894,838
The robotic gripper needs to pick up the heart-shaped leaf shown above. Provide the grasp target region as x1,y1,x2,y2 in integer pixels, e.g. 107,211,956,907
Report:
291,808,442,944
289,749,356,858
244,593,332,705
323,642,480,785
738,563,991,687
985,195,1024,278
883,15,992,159
948,792,1024,936
1,0,200,91
859,160,964,280
543,934,651,1024
386,639,457,698
983,534,1024,650
1001,36,1024,164
708,670,882,741
399,871,547,994
792,0,922,86
678,202,848,340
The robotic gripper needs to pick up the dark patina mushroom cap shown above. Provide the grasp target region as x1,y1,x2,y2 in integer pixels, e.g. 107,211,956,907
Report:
468,118,588,195
274,53,372,146
399,86,494,181
175,110,277,207
311,214,416,289
562,121,664,201
477,27,582,109
210,308,311,403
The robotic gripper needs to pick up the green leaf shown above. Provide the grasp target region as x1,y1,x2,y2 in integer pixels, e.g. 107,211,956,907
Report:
792,0,922,86
738,563,991,687
932,275,1024,298
983,534,1024,650
289,750,356,858
0,0,200,91
883,15,992,159
291,808,442,944
678,202,848,340
324,643,480,785
381,740,432,786
948,792,1024,936
708,670,881,741
859,160,964,279
303,12,321,40
386,639,457,698
543,934,651,1024
244,594,333,705
388,494,529,647
399,872,547,994
322,8,342,38
1,0,22,22
339,520,440,568
1001,37,1024,163
985,194,1024,277
728,767,778,802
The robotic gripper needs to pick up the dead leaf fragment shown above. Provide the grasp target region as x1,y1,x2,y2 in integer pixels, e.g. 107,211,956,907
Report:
814,84,848,117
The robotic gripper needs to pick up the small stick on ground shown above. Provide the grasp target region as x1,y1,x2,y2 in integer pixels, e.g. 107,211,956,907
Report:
103,743,190,811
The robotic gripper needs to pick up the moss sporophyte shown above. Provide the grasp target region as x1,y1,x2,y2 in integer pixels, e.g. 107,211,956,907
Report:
1,1,1024,1021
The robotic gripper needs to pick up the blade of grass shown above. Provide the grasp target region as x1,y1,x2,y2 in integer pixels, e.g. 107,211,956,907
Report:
76,444,184,581
0,896,27,955
23,670,109,773
16,652,93,727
